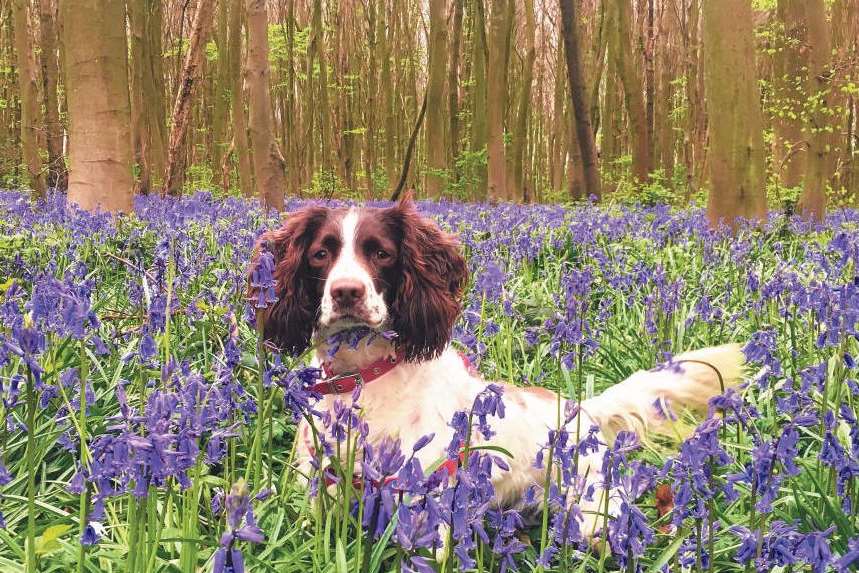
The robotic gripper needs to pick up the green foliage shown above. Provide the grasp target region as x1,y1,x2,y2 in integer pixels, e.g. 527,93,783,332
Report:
606,168,691,208
447,148,489,201
303,168,353,199
183,161,216,194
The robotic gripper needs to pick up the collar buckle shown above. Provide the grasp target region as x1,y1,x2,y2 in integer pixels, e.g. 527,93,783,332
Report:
324,372,361,394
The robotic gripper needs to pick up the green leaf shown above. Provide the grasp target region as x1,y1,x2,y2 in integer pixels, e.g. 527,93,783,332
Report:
367,510,399,573
646,527,689,573
35,524,73,555
335,538,348,573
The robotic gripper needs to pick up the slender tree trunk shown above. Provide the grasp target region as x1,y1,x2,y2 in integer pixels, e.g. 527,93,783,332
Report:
38,0,65,190
381,2,397,193
471,0,489,199
645,0,656,159
448,0,464,166
560,0,601,200
512,0,536,199
163,0,216,195
64,0,134,212
246,0,286,210
229,0,253,198
486,0,509,201
143,1,167,190
796,0,833,221
550,31,566,192
12,0,45,198
702,0,766,231
610,0,651,182
212,2,231,192
310,0,332,173
425,0,448,197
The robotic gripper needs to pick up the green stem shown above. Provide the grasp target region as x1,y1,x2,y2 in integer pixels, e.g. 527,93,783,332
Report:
25,367,38,573
78,340,90,573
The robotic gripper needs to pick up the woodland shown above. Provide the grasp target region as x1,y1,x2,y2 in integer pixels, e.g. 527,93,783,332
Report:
0,0,856,223
2,1,859,573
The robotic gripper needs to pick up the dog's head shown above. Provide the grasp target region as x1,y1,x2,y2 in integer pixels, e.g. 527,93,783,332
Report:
248,195,468,361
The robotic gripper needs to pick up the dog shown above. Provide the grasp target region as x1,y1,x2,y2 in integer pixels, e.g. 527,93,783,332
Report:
248,195,744,538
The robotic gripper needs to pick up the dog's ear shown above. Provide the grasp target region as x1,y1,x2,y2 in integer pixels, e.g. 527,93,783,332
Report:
386,200,468,361
247,207,328,355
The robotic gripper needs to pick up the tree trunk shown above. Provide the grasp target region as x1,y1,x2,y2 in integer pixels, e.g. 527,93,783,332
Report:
228,0,253,198
63,0,134,212
471,0,489,199
702,0,766,231
550,30,566,192
12,0,45,198
162,0,216,196
448,0,464,166
246,0,286,210
511,0,535,200
38,0,65,190
610,0,651,182
212,1,231,192
796,0,833,221
425,0,448,197
310,0,333,173
560,0,601,201
486,0,509,201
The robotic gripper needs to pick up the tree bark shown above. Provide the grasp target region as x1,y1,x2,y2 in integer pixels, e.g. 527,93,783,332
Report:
212,1,231,192
560,0,601,200
610,0,651,182
448,0,464,165
702,0,766,231
38,0,65,191
486,0,509,201
162,0,216,196
511,0,535,200
425,0,448,197
12,0,45,198
64,0,134,212
228,0,253,198
796,0,833,221
471,0,489,199
310,0,333,173
246,0,286,210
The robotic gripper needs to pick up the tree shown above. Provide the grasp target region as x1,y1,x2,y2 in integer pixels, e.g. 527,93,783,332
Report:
609,0,651,183
511,0,536,200
12,0,45,198
486,0,509,201
794,0,834,221
560,0,601,201
64,0,134,212
425,0,448,198
471,0,489,199
246,0,287,210
228,0,253,198
162,0,216,196
702,0,766,231
38,0,65,190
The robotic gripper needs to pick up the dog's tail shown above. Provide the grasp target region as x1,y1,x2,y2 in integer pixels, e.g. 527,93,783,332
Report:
581,343,745,443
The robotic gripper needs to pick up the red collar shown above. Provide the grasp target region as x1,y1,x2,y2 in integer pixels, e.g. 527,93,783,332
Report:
310,351,405,395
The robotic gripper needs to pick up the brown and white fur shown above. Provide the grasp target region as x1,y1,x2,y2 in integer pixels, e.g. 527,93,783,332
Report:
249,196,745,536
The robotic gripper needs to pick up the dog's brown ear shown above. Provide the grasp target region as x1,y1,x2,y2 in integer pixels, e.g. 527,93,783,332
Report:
385,202,468,361
247,207,328,355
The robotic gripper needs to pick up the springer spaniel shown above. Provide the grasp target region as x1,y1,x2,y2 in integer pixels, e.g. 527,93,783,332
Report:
249,196,744,538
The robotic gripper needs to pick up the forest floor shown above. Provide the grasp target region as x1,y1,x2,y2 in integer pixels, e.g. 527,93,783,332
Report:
1,190,858,572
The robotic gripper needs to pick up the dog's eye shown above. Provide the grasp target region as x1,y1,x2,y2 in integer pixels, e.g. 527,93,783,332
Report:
312,249,328,261
375,250,390,261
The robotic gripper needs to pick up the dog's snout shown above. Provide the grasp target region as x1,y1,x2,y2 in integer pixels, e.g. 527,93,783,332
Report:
330,279,366,309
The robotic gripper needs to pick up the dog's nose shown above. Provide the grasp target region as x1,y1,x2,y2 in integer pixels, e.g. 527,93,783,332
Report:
330,279,366,309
